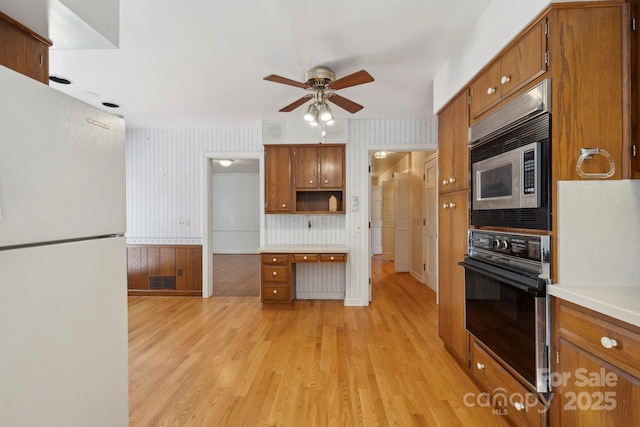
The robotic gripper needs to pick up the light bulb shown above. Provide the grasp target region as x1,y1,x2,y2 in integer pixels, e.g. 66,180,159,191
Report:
303,104,316,122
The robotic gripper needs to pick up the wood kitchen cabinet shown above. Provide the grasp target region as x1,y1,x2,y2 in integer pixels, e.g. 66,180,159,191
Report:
550,298,640,426
470,336,548,427
260,254,295,307
437,90,470,368
0,12,51,85
438,91,469,193
264,145,293,213
470,19,548,121
264,143,345,214
437,190,469,368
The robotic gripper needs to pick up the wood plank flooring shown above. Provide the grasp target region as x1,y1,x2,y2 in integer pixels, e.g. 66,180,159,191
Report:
212,254,260,296
128,257,511,426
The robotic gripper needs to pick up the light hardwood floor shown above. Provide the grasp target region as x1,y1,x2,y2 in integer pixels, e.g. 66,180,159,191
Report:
212,254,260,296
128,257,511,426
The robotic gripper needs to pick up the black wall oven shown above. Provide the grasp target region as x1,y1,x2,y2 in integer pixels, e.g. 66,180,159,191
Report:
461,229,550,393
469,79,552,230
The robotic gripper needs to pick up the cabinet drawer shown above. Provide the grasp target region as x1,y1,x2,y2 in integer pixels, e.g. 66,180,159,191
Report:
556,301,640,378
319,253,346,263
262,265,289,283
471,339,547,427
261,254,289,265
292,254,318,263
262,285,290,302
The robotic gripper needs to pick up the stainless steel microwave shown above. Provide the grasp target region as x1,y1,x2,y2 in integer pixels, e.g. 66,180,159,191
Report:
472,141,541,210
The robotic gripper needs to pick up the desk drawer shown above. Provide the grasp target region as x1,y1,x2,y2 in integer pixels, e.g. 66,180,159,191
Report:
262,265,289,283
261,254,289,265
292,254,319,262
262,285,290,302
319,253,346,263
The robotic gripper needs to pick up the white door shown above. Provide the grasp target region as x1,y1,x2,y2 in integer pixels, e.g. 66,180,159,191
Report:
371,186,383,254
423,156,438,292
394,172,410,272
381,180,395,261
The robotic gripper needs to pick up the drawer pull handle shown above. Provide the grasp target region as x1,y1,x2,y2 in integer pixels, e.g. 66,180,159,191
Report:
500,75,511,84
442,179,449,185
309,180,314,184
324,179,329,184
272,272,277,276
272,257,277,262
303,256,307,260
273,290,278,294
281,203,286,208
330,256,335,261
449,177,456,183
476,362,485,370
487,87,497,95
514,402,525,411
600,336,618,349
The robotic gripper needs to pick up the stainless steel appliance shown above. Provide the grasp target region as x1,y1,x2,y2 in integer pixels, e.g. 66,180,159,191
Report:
469,79,551,230
461,229,550,393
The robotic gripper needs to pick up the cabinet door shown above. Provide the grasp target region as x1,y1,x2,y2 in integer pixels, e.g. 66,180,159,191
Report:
469,61,501,119
437,190,469,367
294,146,319,188
438,92,469,193
0,14,50,84
549,5,628,180
264,145,292,213
319,145,344,188
500,19,547,99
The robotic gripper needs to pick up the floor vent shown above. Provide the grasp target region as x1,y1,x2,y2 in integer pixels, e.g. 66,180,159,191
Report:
149,276,176,289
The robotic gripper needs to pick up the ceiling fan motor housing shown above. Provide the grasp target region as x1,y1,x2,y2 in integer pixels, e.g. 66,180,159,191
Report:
305,66,335,89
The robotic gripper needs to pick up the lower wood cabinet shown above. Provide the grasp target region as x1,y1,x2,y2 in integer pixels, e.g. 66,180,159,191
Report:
260,252,347,309
260,254,295,306
127,245,202,296
470,336,548,427
550,298,640,426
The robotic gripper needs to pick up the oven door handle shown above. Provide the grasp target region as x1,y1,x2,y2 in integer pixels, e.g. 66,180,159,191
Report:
459,258,546,296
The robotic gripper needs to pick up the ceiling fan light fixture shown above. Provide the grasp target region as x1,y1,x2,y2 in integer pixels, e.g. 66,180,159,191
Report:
303,104,317,122
318,103,333,122
325,118,335,126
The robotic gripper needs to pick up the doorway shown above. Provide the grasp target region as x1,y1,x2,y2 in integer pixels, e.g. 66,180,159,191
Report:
369,149,437,298
202,153,263,298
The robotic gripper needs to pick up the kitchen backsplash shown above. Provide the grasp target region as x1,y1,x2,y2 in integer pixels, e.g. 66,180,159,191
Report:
557,180,640,286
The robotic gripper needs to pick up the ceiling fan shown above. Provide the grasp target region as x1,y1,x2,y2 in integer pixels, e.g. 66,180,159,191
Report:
263,66,374,124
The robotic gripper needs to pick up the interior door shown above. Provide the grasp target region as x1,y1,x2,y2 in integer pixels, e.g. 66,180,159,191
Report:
423,157,438,292
394,172,410,272
381,180,395,261
370,186,382,254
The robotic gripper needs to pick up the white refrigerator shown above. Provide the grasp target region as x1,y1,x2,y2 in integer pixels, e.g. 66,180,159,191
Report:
0,66,128,426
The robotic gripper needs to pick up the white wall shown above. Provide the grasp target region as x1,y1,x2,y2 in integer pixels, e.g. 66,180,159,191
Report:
125,118,437,305
212,173,260,253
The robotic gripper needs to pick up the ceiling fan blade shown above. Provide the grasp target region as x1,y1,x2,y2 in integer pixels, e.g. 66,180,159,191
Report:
328,94,364,113
263,74,309,89
279,96,311,112
328,70,374,90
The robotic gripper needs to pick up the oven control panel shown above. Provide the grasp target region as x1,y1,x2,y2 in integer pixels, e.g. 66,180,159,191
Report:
468,229,550,277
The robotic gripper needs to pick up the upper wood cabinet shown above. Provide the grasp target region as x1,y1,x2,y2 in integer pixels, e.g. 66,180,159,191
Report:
0,12,51,84
548,4,630,181
264,145,293,213
438,91,469,193
470,19,548,121
293,145,344,189
264,143,345,214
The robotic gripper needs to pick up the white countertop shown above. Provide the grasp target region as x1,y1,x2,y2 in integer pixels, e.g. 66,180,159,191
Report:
548,285,640,328
258,244,349,254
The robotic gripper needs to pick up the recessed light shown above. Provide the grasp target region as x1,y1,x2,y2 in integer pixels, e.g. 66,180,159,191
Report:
49,75,72,85
218,160,234,167
102,102,120,108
